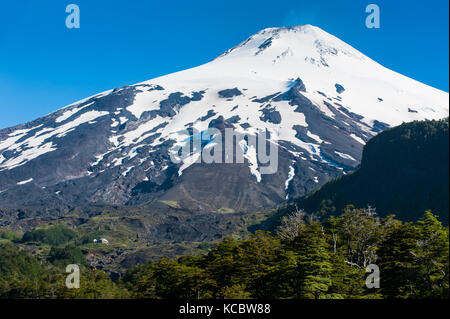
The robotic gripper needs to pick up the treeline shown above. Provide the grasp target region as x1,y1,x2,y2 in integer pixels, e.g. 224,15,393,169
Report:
0,208,448,299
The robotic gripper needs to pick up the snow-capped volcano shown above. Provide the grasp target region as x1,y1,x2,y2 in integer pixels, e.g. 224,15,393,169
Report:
0,25,448,212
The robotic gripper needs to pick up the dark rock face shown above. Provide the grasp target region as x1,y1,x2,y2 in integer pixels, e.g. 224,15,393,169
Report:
253,93,280,103
260,105,282,124
198,110,217,122
226,115,241,124
338,106,364,121
335,83,345,94
240,123,251,129
255,38,273,55
208,116,235,131
372,120,390,133
293,78,307,92
217,88,242,98
159,92,194,117
293,125,319,144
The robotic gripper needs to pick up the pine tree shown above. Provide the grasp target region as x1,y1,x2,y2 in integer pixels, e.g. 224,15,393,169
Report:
377,222,420,298
414,211,449,297
291,222,333,299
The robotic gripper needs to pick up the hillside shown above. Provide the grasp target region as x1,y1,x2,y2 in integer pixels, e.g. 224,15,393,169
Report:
295,119,449,224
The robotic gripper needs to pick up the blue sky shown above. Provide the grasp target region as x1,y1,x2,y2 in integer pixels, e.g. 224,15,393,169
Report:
0,0,448,129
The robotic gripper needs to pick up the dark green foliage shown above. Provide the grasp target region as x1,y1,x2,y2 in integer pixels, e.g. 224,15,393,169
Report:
0,243,45,297
377,211,449,298
204,232,284,298
291,222,333,298
21,224,77,246
119,210,448,299
0,229,21,242
376,223,420,298
0,241,128,298
1,269,130,299
48,245,87,267
297,119,449,224
0,210,448,299
0,243,44,282
60,269,130,299
122,258,212,299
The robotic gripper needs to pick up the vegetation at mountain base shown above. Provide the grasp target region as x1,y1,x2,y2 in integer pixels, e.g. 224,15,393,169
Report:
0,208,447,299
21,224,77,246
293,119,449,224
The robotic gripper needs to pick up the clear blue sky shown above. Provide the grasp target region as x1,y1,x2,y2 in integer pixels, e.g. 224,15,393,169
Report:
0,0,448,129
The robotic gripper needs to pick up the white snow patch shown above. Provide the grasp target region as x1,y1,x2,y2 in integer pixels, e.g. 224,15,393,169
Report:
8,125,43,137
284,162,296,199
111,119,119,127
335,151,356,161
306,130,323,143
17,178,33,185
350,134,365,145
122,166,134,176
55,102,94,123
109,116,165,148
239,140,261,182
91,153,107,167
111,156,126,167
127,87,169,119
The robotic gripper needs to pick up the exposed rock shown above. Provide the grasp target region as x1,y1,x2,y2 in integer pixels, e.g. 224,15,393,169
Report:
335,83,345,94
218,88,242,98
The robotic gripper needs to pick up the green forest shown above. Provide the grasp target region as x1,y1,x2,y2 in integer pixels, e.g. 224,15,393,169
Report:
1,208,448,299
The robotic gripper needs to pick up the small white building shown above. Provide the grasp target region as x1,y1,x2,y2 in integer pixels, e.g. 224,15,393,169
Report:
93,238,109,244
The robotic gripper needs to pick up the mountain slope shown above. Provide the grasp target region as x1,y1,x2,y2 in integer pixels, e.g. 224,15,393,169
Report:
0,25,448,212
296,118,449,224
